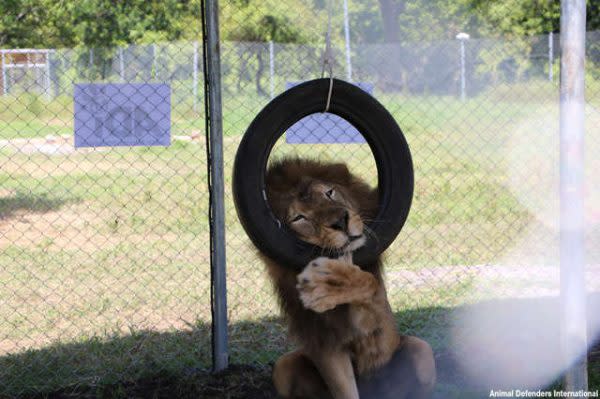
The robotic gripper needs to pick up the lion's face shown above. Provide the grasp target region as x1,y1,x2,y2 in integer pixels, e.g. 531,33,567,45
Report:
266,158,377,254
285,179,366,252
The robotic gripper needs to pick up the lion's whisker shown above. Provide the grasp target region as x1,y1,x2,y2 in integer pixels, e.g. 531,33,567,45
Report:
361,216,391,224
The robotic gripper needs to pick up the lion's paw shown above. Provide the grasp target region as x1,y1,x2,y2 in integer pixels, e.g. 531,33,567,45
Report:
296,257,357,313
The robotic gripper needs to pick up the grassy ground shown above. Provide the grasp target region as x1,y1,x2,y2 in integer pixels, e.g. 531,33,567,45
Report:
1,81,599,397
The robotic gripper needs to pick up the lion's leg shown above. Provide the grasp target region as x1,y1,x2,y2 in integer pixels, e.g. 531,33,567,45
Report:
401,336,436,398
357,336,436,399
273,350,331,399
273,349,360,399
311,349,359,399
296,257,378,313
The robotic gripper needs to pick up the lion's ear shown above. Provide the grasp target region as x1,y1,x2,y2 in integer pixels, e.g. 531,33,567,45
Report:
267,193,290,220
325,163,351,185
266,162,287,191
330,163,349,175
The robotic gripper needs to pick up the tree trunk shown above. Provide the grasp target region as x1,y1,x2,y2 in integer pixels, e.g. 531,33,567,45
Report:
377,0,405,92
378,0,404,43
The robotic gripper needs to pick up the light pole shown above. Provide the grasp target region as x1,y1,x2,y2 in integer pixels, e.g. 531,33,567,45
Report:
343,0,352,81
456,32,470,101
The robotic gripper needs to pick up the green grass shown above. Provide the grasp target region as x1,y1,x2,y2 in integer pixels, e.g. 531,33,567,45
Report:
1,81,599,396
0,93,206,140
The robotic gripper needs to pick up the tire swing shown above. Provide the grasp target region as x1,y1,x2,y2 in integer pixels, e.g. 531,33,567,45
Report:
232,77,414,270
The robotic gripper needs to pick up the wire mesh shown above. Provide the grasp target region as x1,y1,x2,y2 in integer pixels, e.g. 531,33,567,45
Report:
219,30,600,361
217,0,600,393
0,42,211,396
0,2,599,397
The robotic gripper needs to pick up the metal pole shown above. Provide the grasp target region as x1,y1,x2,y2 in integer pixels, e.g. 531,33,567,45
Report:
456,33,469,101
549,31,554,82
204,0,228,373
193,41,199,112
31,52,40,93
1,51,7,96
45,50,52,99
119,47,125,81
343,0,352,81
559,0,588,392
151,44,157,80
89,48,94,80
51,50,59,97
460,40,465,100
269,41,275,99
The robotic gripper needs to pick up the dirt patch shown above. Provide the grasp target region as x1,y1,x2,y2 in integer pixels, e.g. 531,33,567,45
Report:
0,203,103,251
0,153,169,179
0,201,189,252
0,135,84,156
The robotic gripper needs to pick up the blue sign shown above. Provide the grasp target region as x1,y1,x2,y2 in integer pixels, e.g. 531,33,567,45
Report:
285,82,373,144
74,83,170,147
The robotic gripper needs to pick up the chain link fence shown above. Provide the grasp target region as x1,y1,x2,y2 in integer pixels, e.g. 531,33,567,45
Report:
0,42,213,396
219,29,600,368
1,5,599,398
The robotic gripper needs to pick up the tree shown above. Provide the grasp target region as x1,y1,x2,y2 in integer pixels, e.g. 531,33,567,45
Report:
0,0,58,47
463,0,561,36
0,0,201,48
587,0,600,31
220,0,320,96
377,0,404,42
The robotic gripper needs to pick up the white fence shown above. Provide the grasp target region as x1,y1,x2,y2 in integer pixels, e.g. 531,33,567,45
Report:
2,31,598,101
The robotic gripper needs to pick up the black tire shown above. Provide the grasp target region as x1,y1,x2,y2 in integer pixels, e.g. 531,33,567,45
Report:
233,78,413,270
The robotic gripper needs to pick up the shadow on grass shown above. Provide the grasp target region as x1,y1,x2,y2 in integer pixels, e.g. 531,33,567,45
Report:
0,191,80,220
0,296,598,399
0,320,278,399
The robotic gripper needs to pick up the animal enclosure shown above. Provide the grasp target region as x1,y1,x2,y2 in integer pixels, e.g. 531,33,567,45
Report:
1,1,599,397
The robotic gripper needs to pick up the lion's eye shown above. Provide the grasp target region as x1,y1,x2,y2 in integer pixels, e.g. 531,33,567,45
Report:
290,214,306,223
325,188,335,199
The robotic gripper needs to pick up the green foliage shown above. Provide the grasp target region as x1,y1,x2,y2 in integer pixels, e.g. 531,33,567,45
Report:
221,0,318,43
2,0,599,50
0,0,58,47
0,0,201,48
69,0,201,47
395,0,478,41
463,0,561,37
459,0,600,37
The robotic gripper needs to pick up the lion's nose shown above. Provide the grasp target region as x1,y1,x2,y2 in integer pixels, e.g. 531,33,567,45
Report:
330,211,349,231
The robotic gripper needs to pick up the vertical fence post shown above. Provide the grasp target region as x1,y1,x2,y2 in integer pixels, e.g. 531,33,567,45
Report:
1,50,7,96
45,50,52,99
204,0,229,373
269,41,275,99
549,31,554,82
51,50,60,97
89,48,94,80
343,0,352,81
194,41,199,112
32,52,42,93
151,44,157,80
456,32,470,101
119,47,125,81
559,0,588,392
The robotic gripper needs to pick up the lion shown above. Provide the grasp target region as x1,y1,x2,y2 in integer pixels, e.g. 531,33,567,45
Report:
260,157,436,399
